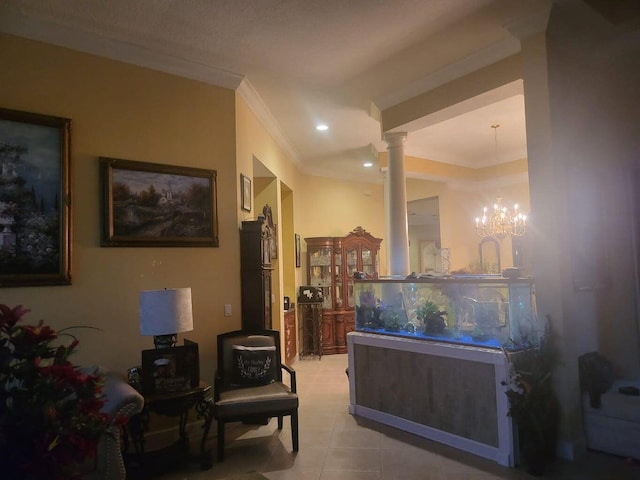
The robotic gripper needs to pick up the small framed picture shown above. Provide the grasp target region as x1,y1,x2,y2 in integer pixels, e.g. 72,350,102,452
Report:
241,174,252,212
141,342,199,395
295,234,301,268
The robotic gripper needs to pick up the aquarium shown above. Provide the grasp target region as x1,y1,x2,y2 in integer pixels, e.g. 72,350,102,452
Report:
353,275,541,350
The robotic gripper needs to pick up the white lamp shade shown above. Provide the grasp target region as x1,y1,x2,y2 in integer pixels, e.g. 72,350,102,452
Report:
139,288,194,336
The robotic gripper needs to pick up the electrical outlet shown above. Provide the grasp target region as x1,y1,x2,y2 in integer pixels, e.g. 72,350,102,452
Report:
224,304,232,316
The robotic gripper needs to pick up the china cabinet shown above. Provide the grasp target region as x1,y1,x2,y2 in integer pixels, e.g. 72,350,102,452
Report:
240,217,273,330
305,227,382,354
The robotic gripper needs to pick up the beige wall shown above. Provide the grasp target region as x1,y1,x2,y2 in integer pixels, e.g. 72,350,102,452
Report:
0,34,389,386
0,35,240,383
295,175,386,279
406,177,530,272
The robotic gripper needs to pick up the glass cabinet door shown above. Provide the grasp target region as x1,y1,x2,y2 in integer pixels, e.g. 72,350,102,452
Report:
362,248,374,277
346,248,358,308
334,249,342,309
309,246,332,308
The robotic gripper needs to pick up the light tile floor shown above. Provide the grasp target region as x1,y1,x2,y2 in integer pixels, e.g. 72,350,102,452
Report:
152,354,638,480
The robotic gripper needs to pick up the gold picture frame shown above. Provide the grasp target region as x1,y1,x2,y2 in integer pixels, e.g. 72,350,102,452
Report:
100,157,218,247
0,108,72,287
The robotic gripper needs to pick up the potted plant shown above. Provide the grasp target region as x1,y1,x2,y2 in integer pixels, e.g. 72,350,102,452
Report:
0,304,111,480
416,299,448,335
502,317,560,476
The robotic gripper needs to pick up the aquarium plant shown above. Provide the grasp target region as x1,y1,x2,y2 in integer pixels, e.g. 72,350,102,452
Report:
416,299,448,335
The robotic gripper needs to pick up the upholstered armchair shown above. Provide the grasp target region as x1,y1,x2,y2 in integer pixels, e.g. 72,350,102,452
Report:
213,329,299,461
82,367,145,480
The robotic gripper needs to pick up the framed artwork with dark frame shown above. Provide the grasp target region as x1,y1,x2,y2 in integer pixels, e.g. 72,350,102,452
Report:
241,173,252,212
100,157,218,247
141,342,200,395
295,233,301,268
0,107,72,287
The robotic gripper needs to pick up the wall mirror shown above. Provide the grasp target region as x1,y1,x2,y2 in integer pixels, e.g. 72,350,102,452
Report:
408,196,441,274
479,237,501,274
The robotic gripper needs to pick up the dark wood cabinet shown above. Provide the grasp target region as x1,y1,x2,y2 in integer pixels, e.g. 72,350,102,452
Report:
305,226,382,354
284,307,296,363
240,218,273,330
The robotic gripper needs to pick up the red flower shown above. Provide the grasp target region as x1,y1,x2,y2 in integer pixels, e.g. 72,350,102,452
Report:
0,304,110,480
0,303,30,331
23,321,58,343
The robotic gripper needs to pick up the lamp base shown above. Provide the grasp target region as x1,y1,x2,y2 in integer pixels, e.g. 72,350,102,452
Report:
153,333,177,349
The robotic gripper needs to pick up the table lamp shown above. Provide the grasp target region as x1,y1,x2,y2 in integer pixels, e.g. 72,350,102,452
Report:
139,287,193,349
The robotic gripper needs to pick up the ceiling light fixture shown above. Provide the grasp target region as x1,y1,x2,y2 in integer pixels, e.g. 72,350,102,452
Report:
363,162,373,167
316,124,328,131
475,124,527,239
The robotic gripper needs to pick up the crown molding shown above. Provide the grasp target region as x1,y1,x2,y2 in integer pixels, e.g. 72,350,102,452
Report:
236,79,301,166
501,0,552,40
373,36,521,111
0,9,245,89
0,9,302,168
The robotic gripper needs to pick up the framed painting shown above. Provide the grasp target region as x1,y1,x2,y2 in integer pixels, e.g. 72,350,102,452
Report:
0,107,72,287
295,233,301,268
100,157,218,247
241,173,252,212
141,341,200,395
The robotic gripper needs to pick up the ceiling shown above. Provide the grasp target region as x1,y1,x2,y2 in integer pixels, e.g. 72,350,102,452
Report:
0,0,565,185
1,0,635,232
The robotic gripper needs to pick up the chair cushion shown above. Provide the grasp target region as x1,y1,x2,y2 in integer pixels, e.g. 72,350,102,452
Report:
231,345,277,386
583,378,640,423
216,381,298,417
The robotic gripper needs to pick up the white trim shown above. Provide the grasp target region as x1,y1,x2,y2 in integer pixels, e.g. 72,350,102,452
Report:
352,404,512,467
236,79,301,166
347,331,514,468
373,37,521,111
0,10,244,89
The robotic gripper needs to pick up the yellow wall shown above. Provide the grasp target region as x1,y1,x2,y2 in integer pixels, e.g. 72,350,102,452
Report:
0,35,240,382
406,177,530,272
0,33,529,378
295,175,386,277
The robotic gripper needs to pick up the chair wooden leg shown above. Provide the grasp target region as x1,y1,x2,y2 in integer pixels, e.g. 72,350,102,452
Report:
217,419,225,462
277,416,283,429
291,412,299,452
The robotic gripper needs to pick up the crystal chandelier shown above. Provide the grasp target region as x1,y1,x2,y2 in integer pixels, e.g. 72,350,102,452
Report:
475,124,527,238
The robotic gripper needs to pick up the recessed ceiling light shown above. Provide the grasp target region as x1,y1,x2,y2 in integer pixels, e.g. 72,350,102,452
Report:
363,162,373,167
316,124,328,131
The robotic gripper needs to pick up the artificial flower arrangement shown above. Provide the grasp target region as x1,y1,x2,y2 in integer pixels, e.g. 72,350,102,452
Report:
0,304,112,480
502,315,560,476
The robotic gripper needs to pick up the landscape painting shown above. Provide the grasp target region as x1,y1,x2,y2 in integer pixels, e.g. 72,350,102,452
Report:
100,157,218,247
0,108,71,287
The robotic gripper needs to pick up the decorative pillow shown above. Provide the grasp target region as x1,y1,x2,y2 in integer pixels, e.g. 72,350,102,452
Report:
231,345,276,386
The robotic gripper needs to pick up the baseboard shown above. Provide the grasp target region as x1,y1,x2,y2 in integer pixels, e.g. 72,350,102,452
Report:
557,435,588,461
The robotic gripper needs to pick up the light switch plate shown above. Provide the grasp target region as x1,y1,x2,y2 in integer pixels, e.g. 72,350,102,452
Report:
224,304,232,316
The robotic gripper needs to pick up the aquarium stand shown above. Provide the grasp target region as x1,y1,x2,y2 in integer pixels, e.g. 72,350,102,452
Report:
347,331,514,467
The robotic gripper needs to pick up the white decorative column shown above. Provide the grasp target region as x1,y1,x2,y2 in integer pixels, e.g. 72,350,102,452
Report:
384,131,410,276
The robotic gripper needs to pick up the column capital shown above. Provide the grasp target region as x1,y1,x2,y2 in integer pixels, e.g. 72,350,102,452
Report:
383,131,407,148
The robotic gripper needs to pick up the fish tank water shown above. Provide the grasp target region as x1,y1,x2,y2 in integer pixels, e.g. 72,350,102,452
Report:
353,275,541,351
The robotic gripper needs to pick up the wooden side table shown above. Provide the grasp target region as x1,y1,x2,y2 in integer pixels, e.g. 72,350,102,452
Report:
126,381,213,478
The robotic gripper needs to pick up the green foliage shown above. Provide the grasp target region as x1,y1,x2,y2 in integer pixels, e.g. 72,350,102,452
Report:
416,299,448,335
502,318,559,467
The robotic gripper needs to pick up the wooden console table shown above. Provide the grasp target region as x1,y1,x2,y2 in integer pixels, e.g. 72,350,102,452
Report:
126,381,214,478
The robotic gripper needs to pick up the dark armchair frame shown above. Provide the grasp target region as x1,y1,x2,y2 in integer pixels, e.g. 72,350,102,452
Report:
213,329,299,461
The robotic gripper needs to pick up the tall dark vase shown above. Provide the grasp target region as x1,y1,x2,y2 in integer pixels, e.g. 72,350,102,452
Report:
522,442,553,476
519,417,558,476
